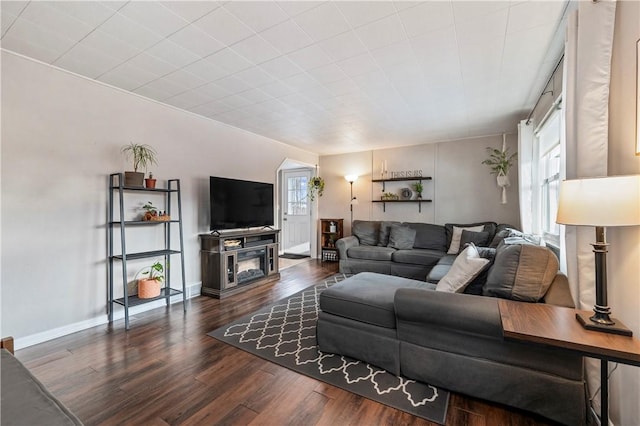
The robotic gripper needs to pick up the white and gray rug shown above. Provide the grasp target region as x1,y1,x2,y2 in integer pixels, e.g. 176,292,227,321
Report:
208,274,449,424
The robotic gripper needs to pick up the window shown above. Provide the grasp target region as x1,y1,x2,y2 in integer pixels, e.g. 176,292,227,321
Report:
286,176,308,215
536,110,561,247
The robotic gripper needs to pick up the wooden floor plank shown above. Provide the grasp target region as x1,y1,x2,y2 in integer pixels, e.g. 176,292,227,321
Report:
15,260,556,426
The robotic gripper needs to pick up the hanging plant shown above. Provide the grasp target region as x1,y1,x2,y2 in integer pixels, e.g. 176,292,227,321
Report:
308,176,325,201
481,147,517,176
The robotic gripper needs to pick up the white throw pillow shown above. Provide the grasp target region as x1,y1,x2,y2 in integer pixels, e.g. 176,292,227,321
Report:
447,225,484,254
436,244,490,293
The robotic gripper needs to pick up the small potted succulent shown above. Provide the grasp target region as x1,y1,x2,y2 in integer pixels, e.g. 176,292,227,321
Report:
137,261,164,299
412,182,424,199
121,143,158,187
145,172,157,189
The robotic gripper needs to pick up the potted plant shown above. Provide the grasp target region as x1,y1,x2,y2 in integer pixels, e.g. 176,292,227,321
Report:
412,182,424,199
121,143,158,187
137,261,164,299
308,176,325,201
145,172,156,189
141,201,169,221
482,146,517,204
481,146,517,178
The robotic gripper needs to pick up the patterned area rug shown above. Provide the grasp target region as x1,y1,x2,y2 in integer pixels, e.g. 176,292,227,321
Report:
208,274,449,424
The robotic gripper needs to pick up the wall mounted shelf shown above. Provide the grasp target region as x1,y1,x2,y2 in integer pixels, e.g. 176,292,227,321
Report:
372,176,433,212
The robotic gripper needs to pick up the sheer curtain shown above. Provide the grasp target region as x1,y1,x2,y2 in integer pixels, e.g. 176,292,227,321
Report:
517,120,534,234
562,0,617,417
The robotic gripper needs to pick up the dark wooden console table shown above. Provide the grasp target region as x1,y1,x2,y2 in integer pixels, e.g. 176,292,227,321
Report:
498,300,640,425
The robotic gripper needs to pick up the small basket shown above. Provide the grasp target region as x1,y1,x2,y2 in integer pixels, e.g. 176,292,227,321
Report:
150,215,170,222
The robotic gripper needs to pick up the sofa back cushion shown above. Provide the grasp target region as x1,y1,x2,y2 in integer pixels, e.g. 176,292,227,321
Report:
445,222,497,253
403,222,447,251
352,220,380,246
387,224,417,249
484,243,559,302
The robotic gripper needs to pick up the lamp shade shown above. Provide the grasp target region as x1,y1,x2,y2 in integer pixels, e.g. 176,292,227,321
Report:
345,175,358,183
556,175,640,227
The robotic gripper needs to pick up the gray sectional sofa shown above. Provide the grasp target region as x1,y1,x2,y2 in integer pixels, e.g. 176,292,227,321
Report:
337,220,505,280
320,220,586,425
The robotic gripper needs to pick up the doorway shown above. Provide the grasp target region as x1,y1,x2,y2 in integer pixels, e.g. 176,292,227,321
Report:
281,168,312,256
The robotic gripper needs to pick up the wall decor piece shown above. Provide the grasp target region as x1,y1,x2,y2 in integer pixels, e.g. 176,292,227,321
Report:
400,187,413,200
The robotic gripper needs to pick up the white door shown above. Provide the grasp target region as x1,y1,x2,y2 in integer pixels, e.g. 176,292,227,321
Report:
282,169,311,254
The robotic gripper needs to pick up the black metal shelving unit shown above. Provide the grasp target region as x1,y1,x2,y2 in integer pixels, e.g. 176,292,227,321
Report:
108,173,187,329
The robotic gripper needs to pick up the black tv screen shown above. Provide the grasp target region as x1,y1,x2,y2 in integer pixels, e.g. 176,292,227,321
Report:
210,177,274,230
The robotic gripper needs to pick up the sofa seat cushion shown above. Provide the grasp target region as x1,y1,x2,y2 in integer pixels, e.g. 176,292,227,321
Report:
347,246,396,261
426,254,457,283
319,272,431,329
392,249,444,267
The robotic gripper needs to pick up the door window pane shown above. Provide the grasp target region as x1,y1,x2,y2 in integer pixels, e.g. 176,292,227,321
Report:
287,176,308,215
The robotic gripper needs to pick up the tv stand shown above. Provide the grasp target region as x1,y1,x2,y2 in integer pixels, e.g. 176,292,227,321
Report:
199,229,280,298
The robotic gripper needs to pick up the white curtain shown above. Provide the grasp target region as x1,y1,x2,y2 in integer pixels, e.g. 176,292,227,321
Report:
517,120,534,233
562,0,617,417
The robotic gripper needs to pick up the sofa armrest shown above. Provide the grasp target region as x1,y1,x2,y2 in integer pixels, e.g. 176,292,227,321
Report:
336,236,359,259
394,289,503,338
543,273,575,308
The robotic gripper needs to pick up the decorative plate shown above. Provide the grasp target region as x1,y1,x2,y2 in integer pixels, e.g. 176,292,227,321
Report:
400,188,413,200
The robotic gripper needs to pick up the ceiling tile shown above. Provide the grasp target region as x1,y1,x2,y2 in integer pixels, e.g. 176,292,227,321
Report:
318,31,368,62
118,1,188,37
336,2,397,29
48,2,116,28
398,2,454,39
238,88,273,104
139,76,188,98
223,2,289,33
100,2,127,12
19,2,94,42
507,1,566,34
281,72,321,92
286,45,334,70
355,14,406,51
2,17,77,63
159,1,221,22
452,1,510,23
99,12,163,51
206,48,253,74
183,59,229,82
258,56,304,80
276,1,324,18
230,34,281,64
219,94,254,110
259,80,296,98
293,2,350,42
216,75,253,94
370,40,415,69
164,89,212,109
162,69,208,90
81,30,141,62
198,82,233,100
235,66,276,87
133,83,175,101
1,1,29,16
98,61,160,90
127,52,178,78
306,63,347,84
145,39,200,68
193,6,254,46
454,5,509,40
168,25,224,58
54,43,123,79
337,53,379,77
259,20,314,54
1,11,19,38
188,100,234,116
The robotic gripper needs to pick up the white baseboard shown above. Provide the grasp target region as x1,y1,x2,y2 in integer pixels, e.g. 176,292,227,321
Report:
14,282,202,350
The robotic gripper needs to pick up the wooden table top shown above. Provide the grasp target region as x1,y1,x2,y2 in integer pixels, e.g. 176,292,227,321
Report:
498,299,640,366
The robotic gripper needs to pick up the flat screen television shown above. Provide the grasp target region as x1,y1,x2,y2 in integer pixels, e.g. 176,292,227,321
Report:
210,176,274,230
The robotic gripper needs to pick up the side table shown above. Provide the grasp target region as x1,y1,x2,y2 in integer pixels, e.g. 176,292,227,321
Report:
498,300,640,425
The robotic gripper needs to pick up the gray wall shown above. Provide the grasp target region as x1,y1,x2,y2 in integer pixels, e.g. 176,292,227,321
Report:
318,134,520,236
1,52,318,344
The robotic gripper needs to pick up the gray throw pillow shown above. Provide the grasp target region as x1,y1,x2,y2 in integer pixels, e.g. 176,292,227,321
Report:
387,225,416,250
459,230,490,252
352,220,380,246
378,221,400,246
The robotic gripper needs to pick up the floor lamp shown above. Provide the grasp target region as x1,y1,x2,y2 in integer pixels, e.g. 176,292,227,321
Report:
345,175,358,229
556,175,640,336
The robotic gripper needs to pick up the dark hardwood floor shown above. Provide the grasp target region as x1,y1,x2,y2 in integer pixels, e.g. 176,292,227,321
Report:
16,260,555,425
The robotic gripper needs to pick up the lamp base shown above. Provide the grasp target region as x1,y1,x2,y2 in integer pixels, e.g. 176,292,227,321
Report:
575,312,633,337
